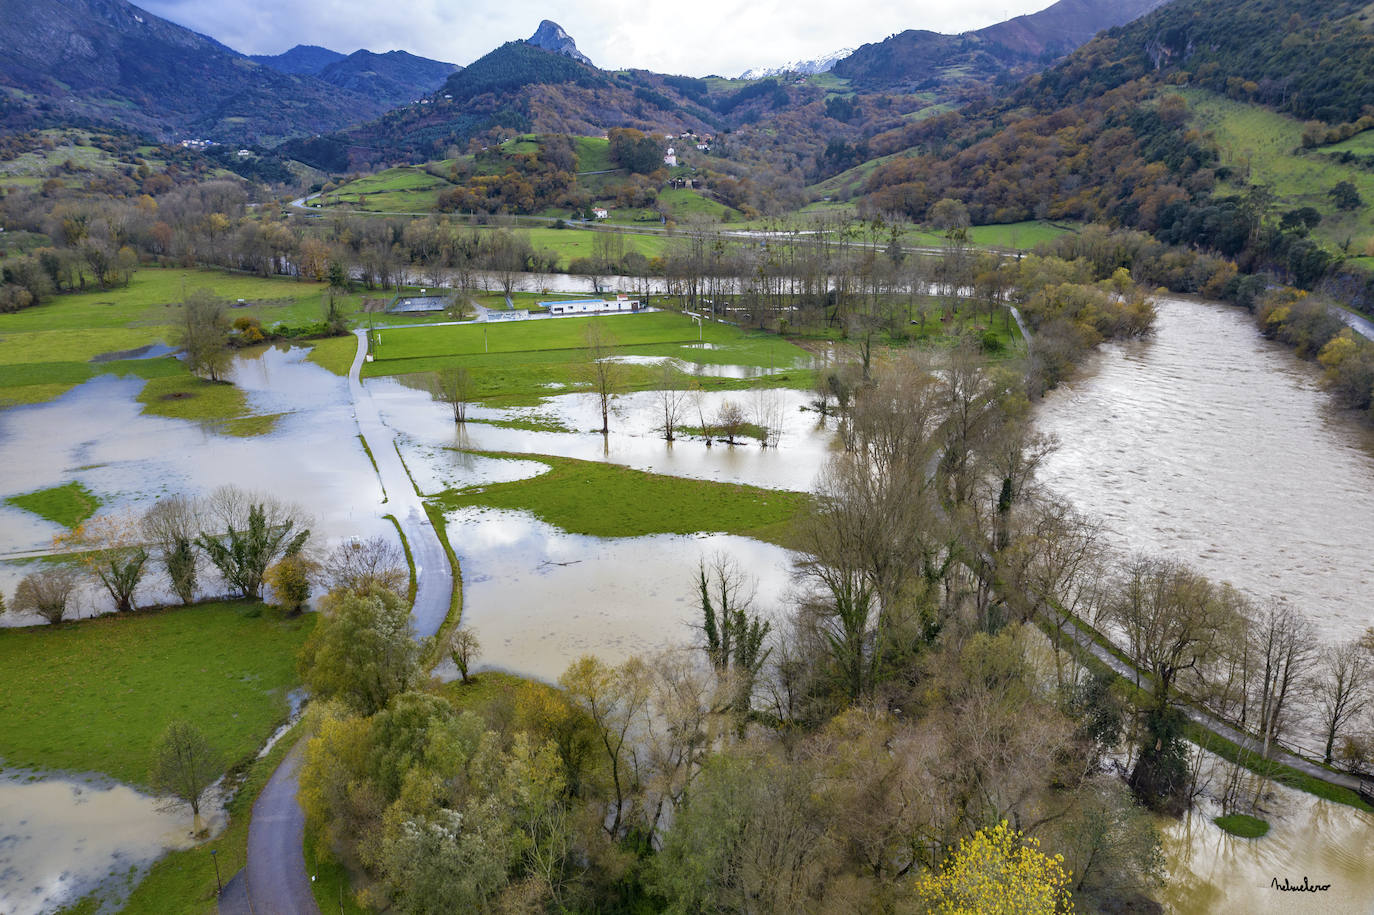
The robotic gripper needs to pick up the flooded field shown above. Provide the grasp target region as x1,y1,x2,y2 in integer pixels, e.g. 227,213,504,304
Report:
379,381,836,493
0,346,392,620
442,507,797,682
0,772,220,915
1160,758,1374,914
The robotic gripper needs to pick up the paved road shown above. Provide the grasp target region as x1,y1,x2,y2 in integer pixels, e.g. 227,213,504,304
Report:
348,328,454,638
1335,305,1374,342
219,742,319,915
223,332,457,914
1046,606,1367,792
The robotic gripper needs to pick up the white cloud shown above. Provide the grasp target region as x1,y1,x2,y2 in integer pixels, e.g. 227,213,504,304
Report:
136,0,1053,75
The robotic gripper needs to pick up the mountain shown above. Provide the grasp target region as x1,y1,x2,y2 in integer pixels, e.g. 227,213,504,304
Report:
250,45,458,108
317,50,459,105
738,48,854,80
833,0,1170,88
526,20,592,66
249,44,345,75
0,0,399,143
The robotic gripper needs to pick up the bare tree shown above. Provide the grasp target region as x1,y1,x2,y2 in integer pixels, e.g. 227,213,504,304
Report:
447,627,481,684
430,365,474,424
655,361,689,442
751,388,784,448
715,400,748,445
1247,599,1316,758
1310,638,1371,764
581,321,624,434
322,535,408,597
12,566,80,624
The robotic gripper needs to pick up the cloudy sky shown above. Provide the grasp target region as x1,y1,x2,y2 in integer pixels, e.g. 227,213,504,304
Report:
136,0,1055,76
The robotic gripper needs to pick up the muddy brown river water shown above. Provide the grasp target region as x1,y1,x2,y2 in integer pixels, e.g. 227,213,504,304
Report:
1034,296,1374,913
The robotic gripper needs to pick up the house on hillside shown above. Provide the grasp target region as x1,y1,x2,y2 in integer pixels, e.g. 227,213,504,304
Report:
592,208,609,219
664,147,677,167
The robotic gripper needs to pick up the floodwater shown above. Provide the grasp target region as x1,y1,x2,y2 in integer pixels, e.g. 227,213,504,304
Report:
0,772,221,915
1035,297,1374,645
378,382,837,494
1160,756,1374,914
0,345,394,621
440,507,796,682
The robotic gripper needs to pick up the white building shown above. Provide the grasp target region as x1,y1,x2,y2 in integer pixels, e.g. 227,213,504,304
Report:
541,295,640,316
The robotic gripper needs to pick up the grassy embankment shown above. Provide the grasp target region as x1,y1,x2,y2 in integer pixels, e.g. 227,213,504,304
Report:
361,309,814,405
1180,87,1374,258
0,267,356,434
430,453,806,546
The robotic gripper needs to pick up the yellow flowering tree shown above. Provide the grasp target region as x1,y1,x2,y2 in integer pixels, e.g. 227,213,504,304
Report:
913,820,1073,915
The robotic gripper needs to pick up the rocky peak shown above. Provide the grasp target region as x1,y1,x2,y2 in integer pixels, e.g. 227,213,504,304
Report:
526,19,593,66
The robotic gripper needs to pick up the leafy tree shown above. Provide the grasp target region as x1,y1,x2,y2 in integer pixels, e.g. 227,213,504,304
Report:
58,511,148,613
911,820,1074,915
142,496,200,605
12,566,80,624
1329,180,1363,211
698,554,770,728
265,553,314,614
150,720,220,817
176,289,231,382
298,586,424,715
196,490,310,600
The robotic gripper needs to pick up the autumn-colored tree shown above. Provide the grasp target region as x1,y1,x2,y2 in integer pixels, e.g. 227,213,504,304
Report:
58,510,148,613
911,820,1074,915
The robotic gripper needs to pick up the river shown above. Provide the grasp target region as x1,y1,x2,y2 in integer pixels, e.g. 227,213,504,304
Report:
1035,295,1374,646
1034,296,1374,913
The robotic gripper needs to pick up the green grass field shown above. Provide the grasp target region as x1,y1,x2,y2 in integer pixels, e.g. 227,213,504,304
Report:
432,454,805,543
1180,88,1374,250
5,481,102,528
574,136,614,172
657,187,738,221
0,600,311,787
518,226,669,268
315,166,455,212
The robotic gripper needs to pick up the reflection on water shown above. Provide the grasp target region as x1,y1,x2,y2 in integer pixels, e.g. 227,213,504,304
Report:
1036,297,1374,645
378,383,836,493
0,772,220,915
0,346,393,619
1160,766,1374,914
442,507,796,682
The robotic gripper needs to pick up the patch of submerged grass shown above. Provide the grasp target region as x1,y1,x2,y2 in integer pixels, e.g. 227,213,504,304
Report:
6,480,102,528
431,452,806,544
0,600,312,787
1213,814,1271,838
135,373,279,435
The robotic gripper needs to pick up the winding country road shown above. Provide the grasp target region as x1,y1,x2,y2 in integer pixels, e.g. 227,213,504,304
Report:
221,330,455,914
